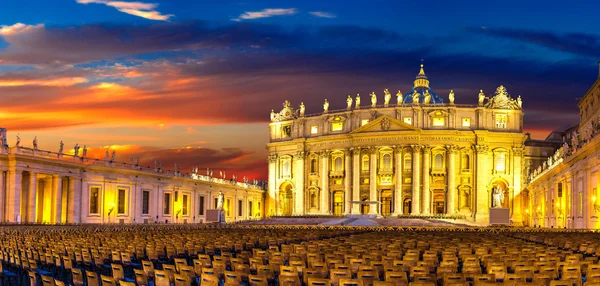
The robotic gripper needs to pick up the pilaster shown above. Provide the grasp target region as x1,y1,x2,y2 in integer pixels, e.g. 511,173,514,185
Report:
393,146,403,215
320,150,330,214
512,147,524,225
344,149,352,215
369,148,378,215
422,146,431,215
52,175,62,224
7,168,22,223
474,144,489,222
412,145,422,214
295,151,305,215
351,149,361,214
0,171,4,222
446,145,458,214
267,154,277,216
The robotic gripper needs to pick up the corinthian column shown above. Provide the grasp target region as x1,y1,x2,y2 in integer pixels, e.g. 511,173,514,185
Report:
351,149,360,214
422,146,431,215
369,147,378,215
28,172,37,223
295,151,305,215
446,145,458,214
411,145,422,214
344,149,352,214
512,147,524,225
393,146,403,215
267,154,277,217
320,150,330,214
474,145,489,222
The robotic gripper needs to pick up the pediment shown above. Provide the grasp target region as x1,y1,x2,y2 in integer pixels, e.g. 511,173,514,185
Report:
350,115,420,134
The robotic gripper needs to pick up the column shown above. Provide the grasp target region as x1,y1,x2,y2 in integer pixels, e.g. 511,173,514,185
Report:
446,145,457,214
73,178,82,223
52,175,62,224
474,145,489,222
7,169,22,223
295,151,305,215
411,145,421,214
267,154,277,216
351,149,360,214
344,150,352,215
512,147,523,225
369,148,378,215
27,172,37,223
0,171,4,222
320,150,330,214
393,147,403,215
422,146,431,215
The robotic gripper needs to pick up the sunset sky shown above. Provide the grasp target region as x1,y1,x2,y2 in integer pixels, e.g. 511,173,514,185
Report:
1,0,599,180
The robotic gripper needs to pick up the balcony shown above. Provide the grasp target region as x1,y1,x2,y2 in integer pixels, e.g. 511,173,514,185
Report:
329,170,345,178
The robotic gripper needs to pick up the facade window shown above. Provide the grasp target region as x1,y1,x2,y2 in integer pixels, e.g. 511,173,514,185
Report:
334,157,343,171
282,124,292,137
90,187,100,215
238,200,243,217
226,199,231,216
579,192,583,216
142,190,150,215
164,193,171,215
310,192,318,208
332,122,343,131
214,198,218,209
310,158,317,173
281,159,291,177
248,201,253,217
182,194,188,216
434,154,443,169
403,117,412,125
432,117,445,127
361,155,369,171
495,152,506,172
311,125,318,134
557,183,563,198
383,154,391,169
404,154,412,171
462,118,471,127
199,196,205,215
495,114,507,128
461,153,470,170
361,119,369,126
117,188,126,214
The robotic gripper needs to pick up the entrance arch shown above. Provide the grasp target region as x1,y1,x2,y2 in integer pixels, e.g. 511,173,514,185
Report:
490,179,509,208
403,198,412,215
278,182,294,215
360,198,369,214
333,191,344,215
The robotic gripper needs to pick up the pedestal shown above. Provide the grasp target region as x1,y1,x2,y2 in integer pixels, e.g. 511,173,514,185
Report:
489,208,510,226
206,209,226,223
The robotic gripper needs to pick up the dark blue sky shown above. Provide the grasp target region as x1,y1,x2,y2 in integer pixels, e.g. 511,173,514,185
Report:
0,0,599,178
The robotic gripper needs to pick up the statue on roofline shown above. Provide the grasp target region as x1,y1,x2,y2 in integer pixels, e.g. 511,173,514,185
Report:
355,94,361,108
478,90,486,105
412,90,419,104
383,89,391,106
74,143,80,157
396,90,402,105
323,99,329,112
423,90,431,104
517,95,522,108
370,92,377,107
16,135,20,147
449,90,455,104
346,95,353,110
299,102,305,116
82,145,87,158
33,136,38,151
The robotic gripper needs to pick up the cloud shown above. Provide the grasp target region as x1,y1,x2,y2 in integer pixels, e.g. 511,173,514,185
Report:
0,23,44,36
76,0,173,21
233,8,297,21
0,77,87,87
309,11,336,18
468,26,600,58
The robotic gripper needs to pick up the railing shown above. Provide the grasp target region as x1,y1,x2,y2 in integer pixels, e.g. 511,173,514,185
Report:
302,103,479,118
3,146,265,190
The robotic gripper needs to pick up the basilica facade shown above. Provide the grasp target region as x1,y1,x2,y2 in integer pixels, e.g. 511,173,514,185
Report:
0,130,264,224
267,64,528,223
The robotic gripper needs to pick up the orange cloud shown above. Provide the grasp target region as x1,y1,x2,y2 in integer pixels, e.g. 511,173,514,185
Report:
0,77,88,87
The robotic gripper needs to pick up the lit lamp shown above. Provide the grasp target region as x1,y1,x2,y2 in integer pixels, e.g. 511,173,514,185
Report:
176,205,182,221
108,202,115,216
593,196,600,212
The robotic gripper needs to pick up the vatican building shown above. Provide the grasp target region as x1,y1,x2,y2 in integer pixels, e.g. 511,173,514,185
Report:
267,64,528,224
0,131,264,224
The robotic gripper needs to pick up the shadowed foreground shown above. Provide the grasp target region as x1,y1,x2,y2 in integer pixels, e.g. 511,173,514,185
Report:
0,224,597,286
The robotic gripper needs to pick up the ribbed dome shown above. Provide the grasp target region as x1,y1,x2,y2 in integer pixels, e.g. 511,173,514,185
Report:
402,63,443,104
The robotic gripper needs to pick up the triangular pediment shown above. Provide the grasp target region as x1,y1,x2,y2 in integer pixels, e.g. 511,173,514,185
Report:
350,115,420,134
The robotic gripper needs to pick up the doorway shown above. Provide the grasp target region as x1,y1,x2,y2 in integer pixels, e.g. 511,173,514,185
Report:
433,189,445,214
361,198,369,214
333,191,344,215
279,183,293,215
381,190,392,216
403,198,412,214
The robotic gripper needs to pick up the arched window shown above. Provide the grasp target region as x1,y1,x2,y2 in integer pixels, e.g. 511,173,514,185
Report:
362,155,369,171
383,154,391,169
461,153,470,170
334,157,343,171
310,158,317,173
495,152,506,172
310,192,317,208
403,153,412,171
434,154,443,169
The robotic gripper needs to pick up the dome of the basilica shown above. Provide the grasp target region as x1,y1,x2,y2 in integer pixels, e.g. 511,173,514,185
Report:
402,63,444,104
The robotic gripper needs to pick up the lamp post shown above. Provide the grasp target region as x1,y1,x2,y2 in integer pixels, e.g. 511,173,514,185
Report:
107,202,115,224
